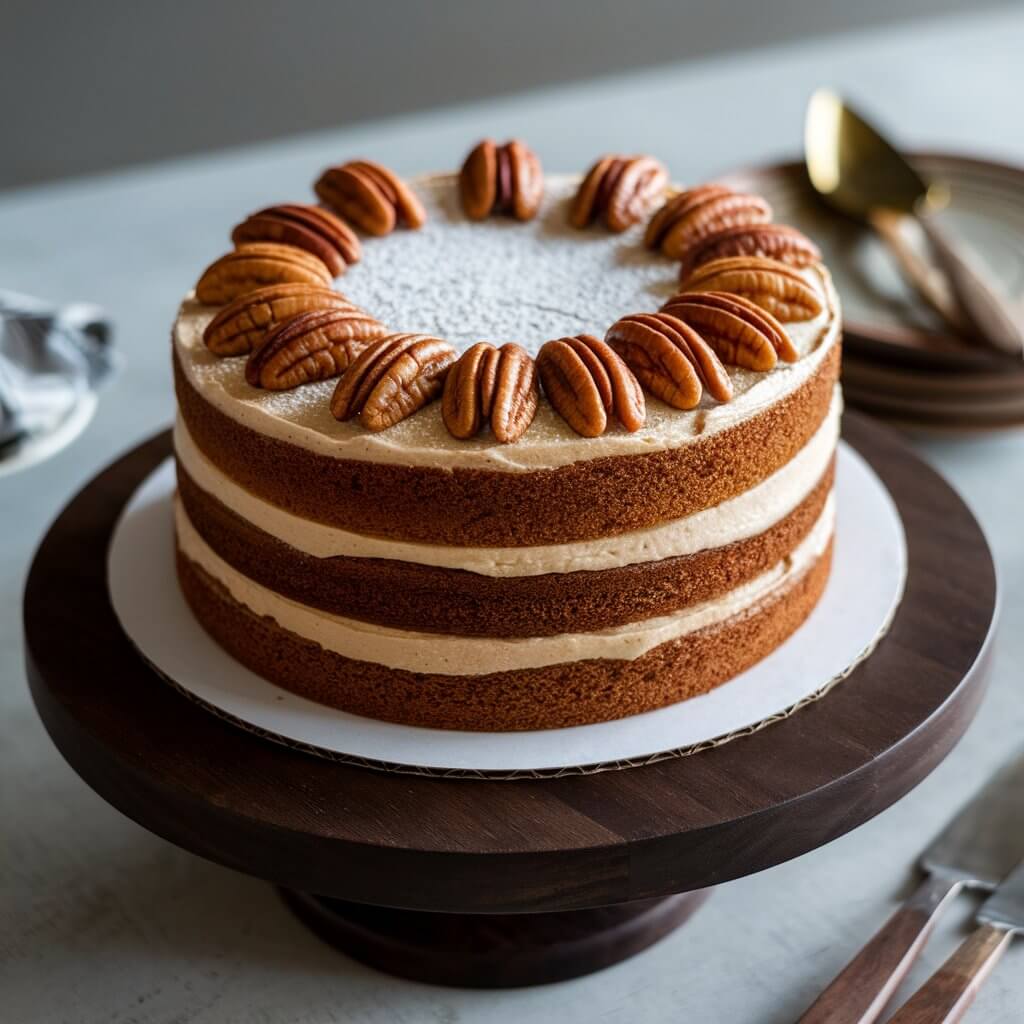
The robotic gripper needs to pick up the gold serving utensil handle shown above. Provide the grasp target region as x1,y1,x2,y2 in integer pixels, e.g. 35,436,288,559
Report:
914,193,1024,357
865,206,970,336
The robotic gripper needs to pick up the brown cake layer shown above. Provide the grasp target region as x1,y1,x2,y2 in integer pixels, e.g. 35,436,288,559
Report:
177,459,834,637
173,343,839,547
176,541,833,731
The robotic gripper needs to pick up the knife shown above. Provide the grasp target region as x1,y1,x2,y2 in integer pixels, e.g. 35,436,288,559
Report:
798,752,1024,1024
888,858,1024,1023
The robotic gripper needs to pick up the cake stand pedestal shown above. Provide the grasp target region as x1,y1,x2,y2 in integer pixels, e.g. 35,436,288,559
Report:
24,413,997,988
279,890,710,987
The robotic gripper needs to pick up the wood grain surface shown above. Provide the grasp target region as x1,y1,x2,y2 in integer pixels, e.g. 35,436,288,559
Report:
888,923,1015,1023
23,412,996,915
798,874,963,1024
280,889,711,987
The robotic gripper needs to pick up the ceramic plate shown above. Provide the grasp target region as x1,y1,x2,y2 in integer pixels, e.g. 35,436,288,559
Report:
719,153,1024,372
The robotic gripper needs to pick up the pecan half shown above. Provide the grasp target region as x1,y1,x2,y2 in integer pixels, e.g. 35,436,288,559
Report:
330,333,456,431
644,186,771,259
195,243,332,305
660,291,795,370
460,139,544,222
202,284,359,356
678,256,824,323
677,223,821,279
315,160,426,236
570,154,668,232
442,342,539,442
231,204,360,277
606,313,732,410
245,308,389,389
536,334,646,437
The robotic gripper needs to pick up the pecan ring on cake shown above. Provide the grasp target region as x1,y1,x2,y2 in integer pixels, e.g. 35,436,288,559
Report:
192,152,824,444
173,149,842,732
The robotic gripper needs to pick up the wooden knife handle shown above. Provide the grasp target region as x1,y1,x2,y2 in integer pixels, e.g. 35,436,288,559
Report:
916,212,1024,357
797,875,962,1024
867,207,970,335
887,922,1014,1024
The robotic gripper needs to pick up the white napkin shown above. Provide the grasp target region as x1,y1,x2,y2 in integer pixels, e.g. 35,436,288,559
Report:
0,290,115,454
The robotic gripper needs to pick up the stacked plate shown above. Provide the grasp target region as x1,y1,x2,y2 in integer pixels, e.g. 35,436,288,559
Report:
720,154,1024,432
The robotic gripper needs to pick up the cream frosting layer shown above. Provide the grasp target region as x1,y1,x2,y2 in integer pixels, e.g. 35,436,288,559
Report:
173,173,841,473
175,388,841,576
176,494,835,674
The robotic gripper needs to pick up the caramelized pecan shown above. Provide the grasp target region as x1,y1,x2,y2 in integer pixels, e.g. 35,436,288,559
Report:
202,284,358,356
195,243,332,305
231,204,361,276
660,291,795,369
570,154,668,232
443,343,495,439
315,160,426,236
606,313,733,410
442,342,538,442
678,256,823,323
645,185,728,247
460,139,543,222
644,186,771,259
678,223,821,279
245,308,389,389
330,333,456,431
536,334,646,437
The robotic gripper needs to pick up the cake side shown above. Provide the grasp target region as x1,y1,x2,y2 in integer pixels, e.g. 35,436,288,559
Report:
174,344,838,546
174,390,839,575
178,457,834,638
177,491,833,672
176,390,839,636
176,529,834,731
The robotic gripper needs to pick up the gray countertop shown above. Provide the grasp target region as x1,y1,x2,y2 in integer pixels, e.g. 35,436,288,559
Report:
3,8,1023,1022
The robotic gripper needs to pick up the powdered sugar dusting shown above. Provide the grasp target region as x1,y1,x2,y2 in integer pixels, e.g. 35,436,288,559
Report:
339,175,677,352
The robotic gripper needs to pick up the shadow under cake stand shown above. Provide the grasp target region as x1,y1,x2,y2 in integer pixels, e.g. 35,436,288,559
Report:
24,412,997,988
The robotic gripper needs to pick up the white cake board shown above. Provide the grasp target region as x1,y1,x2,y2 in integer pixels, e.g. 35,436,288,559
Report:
107,441,906,778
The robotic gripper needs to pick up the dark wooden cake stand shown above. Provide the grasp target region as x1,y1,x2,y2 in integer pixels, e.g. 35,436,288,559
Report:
24,412,997,988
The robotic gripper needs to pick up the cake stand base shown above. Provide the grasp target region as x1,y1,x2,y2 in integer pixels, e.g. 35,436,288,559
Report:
280,889,711,987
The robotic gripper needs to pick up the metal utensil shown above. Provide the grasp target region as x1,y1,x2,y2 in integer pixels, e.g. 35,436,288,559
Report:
798,752,1024,1024
804,88,1024,356
888,859,1024,1023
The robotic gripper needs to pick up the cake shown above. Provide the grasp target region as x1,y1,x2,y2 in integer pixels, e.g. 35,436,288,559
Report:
172,147,841,732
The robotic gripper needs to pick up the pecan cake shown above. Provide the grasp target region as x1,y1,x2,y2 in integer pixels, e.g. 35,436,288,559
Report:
172,152,841,731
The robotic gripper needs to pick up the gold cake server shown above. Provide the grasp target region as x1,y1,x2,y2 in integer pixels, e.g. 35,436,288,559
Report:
805,88,1024,356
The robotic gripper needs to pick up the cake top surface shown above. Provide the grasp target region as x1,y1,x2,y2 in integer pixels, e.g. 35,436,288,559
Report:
330,174,676,350
174,174,840,472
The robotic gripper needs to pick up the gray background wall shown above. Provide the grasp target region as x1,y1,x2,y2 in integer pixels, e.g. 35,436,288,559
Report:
2,0,1013,191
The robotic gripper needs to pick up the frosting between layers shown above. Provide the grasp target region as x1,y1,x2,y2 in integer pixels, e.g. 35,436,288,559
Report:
176,494,835,674
173,173,840,472
174,388,841,576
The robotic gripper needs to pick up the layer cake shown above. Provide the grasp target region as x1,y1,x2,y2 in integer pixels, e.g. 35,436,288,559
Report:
172,166,842,731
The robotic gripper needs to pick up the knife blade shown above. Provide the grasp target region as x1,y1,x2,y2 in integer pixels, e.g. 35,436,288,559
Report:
798,750,1024,1024
920,751,1024,889
977,857,1024,932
